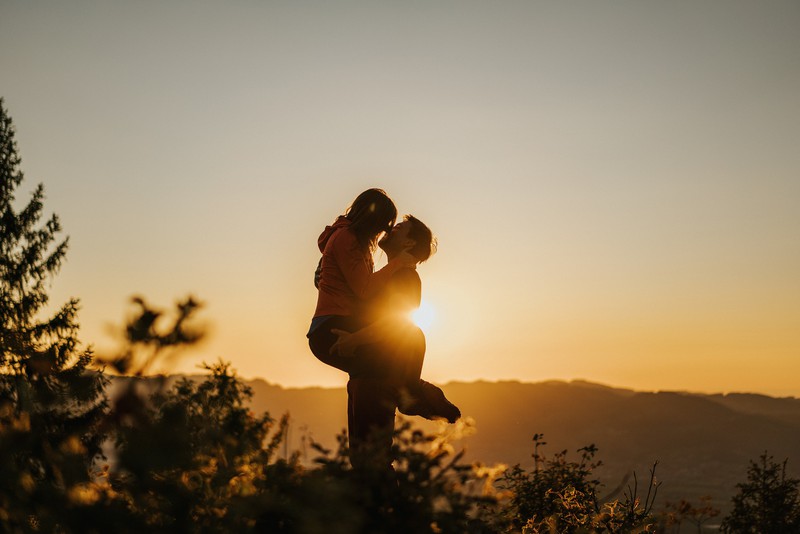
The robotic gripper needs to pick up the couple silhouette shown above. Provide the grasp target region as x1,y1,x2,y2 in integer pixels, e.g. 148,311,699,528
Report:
307,189,460,471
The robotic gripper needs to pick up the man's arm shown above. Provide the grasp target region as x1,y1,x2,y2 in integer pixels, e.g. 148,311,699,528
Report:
331,267,422,357
333,231,417,300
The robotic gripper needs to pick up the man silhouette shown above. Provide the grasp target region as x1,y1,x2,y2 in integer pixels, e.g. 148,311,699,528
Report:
330,215,460,469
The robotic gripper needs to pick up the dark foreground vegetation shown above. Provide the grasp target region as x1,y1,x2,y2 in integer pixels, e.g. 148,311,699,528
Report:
2,99,800,533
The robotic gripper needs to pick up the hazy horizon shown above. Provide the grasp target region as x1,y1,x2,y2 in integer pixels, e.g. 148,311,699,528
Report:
132,372,800,400
2,1,798,397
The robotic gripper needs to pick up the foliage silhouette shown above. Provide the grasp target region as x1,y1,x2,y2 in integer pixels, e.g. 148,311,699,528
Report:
104,361,504,533
105,295,205,377
0,97,106,532
660,495,720,533
720,452,800,533
497,434,659,533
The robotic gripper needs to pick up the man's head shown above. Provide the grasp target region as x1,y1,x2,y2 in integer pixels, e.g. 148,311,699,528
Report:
379,215,436,263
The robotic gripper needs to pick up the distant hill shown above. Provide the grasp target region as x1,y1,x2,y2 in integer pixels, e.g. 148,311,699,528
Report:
112,377,800,516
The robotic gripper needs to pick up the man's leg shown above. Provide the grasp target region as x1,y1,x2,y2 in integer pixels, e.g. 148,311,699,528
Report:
373,323,461,424
362,322,425,383
347,378,398,473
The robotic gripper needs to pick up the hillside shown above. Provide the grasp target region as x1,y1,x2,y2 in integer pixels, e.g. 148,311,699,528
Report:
238,378,800,515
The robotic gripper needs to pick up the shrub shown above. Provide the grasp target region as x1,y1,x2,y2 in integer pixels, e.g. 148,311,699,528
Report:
497,434,659,533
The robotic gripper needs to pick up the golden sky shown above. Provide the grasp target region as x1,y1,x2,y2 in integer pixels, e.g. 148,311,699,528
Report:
2,1,798,396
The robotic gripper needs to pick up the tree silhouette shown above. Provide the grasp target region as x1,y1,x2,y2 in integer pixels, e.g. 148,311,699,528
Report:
0,98,106,531
721,452,800,534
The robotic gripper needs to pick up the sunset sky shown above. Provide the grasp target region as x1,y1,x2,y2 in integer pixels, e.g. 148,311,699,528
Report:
2,1,798,396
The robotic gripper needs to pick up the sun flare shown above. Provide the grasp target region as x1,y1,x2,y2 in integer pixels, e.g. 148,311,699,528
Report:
411,300,436,331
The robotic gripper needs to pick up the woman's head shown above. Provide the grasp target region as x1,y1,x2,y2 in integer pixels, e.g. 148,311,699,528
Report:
345,188,397,251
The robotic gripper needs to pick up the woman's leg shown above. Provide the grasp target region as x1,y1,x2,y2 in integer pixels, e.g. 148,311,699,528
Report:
308,316,365,374
309,316,425,381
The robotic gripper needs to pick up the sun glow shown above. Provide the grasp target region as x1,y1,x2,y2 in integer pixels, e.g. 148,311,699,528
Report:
411,300,436,331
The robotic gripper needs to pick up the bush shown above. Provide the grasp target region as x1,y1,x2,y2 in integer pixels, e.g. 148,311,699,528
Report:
101,362,503,533
497,434,659,533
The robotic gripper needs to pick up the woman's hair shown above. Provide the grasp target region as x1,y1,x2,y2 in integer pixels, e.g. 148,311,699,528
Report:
404,215,437,263
344,188,397,252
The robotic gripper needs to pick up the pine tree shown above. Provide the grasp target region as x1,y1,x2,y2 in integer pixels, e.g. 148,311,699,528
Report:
0,97,107,531
721,452,800,534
